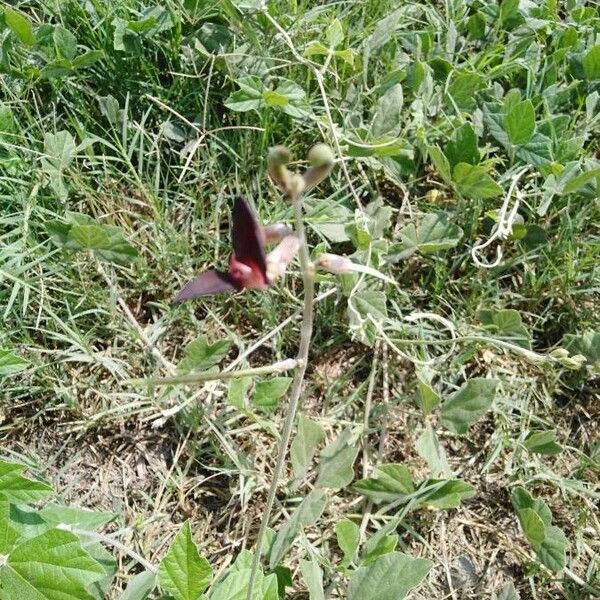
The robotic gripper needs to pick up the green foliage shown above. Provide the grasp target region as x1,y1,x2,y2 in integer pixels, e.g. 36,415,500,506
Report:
511,487,568,571
441,379,499,434
158,521,212,600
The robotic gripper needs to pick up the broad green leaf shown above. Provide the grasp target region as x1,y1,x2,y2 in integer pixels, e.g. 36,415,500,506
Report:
335,519,360,566
516,133,553,166
263,90,288,107
0,494,20,554
517,508,545,546
510,488,567,571
53,26,78,60
327,19,344,48
562,167,600,194
7,528,105,599
445,123,479,168
504,100,535,145
208,567,263,600
367,9,402,53
371,84,403,138
223,91,262,112
269,490,327,569
441,378,499,434
157,521,212,600
262,573,279,600
177,337,231,374
415,373,441,415
537,525,568,571
299,559,325,600
391,212,463,260
252,377,292,411
446,71,483,110
0,461,52,503
39,505,115,531
353,463,414,504
478,309,531,349
428,145,452,185
348,552,432,600
274,79,305,101
119,570,156,600
4,9,36,45
361,519,400,565
453,163,503,199
418,479,475,509
46,213,138,265
562,331,600,373
42,130,76,199
523,430,562,455
582,45,600,80
315,430,359,489
415,425,449,478
500,0,520,24
0,349,29,377
290,414,325,483
71,50,104,69
227,377,252,410
347,290,387,346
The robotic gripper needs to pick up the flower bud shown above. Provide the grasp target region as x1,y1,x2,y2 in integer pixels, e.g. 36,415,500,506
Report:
303,144,335,191
262,223,294,244
315,253,353,275
268,145,293,195
266,235,300,281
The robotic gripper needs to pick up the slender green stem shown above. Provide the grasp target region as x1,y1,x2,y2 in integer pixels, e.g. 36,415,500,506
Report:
126,358,300,387
246,199,315,598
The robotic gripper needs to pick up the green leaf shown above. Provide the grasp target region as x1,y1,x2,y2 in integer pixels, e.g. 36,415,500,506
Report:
53,26,77,60
391,212,463,260
418,479,475,509
446,71,483,110
263,90,288,107
335,519,360,566
562,331,600,373
39,505,115,531
478,308,531,350
347,290,387,346
208,567,263,600
348,552,432,600
453,163,503,199
4,9,36,45
367,9,402,53
523,430,562,455
504,100,535,145
252,377,292,411
445,123,479,168
327,19,344,48
299,559,325,600
224,77,264,112
0,461,52,503
46,213,138,265
510,487,568,571
227,377,252,410
119,570,156,600
316,430,359,489
290,414,325,483
42,130,76,200
515,133,553,166
157,521,212,600
517,508,546,546
582,45,600,80
177,337,231,374
415,373,441,416
5,528,105,599
500,0,520,24
371,84,403,138
441,378,499,434
0,349,29,377
353,463,414,504
562,166,600,194
72,50,104,69
0,494,20,554
428,145,452,185
537,526,568,571
269,490,327,569
415,425,449,478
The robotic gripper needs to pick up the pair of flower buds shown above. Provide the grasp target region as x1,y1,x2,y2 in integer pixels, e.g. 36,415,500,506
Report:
174,144,355,303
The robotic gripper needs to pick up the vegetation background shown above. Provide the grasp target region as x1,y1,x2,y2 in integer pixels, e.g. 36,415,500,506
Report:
0,0,598,599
